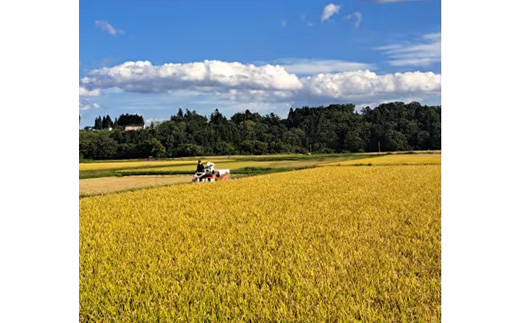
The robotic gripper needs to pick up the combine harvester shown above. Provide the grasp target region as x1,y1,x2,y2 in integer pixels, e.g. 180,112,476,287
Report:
192,161,230,183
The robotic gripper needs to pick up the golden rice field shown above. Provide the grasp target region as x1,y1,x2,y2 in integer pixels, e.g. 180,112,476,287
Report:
79,175,192,196
327,153,441,166
80,165,441,322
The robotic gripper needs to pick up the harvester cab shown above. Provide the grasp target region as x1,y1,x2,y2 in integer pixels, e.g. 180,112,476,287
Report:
192,161,230,183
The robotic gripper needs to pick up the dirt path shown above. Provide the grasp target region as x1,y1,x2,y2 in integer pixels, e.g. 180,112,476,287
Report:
79,175,192,196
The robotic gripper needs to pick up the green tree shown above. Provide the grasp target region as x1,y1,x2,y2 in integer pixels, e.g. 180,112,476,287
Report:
173,144,205,157
142,138,166,158
79,101,441,159
92,136,118,159
94,116,103,130
102,115,114,129
213,141,236,155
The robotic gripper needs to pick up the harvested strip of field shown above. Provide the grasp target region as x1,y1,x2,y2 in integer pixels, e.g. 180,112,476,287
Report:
79,175,192,196
326,153,441,166
365,150,441,155
80,154,375,178
79,154,315,171
80,165,440,322
119,155,370,174
79,159,234,171
121,160,307,173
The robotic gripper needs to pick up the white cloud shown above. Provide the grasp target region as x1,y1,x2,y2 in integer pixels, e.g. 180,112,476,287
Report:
278,58,372,75
345,12,363,28
80,60,303,94
79,100,100,111
282,19,287,27
321,4,341,22
302,70,440,103
79,86,100,97
145,118,166,126
94,20,123,35
79,60,440,108
376,32,441,67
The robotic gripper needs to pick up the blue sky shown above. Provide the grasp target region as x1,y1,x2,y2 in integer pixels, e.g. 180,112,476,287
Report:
79,0,441,127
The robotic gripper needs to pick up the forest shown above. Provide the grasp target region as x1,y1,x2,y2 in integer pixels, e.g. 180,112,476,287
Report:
79,101,441,160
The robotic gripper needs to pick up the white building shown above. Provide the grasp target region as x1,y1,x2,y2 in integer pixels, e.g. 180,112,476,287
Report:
124,125,144,131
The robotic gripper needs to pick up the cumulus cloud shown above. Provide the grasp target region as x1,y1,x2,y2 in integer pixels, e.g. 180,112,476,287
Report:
145,118,167,126
278,58,372,75
94,20,123,35
79,99,100,111
79,86,100,97
80,60,303,94
321,4,341,22
345,12,362,28
302,70,440,102
79,60,440,107
376,32,441,67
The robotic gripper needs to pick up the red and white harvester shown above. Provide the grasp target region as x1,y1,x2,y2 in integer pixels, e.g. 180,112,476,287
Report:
192,161,230,183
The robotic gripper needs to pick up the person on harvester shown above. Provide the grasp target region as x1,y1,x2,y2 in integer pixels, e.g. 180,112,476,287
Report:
196,160,204,173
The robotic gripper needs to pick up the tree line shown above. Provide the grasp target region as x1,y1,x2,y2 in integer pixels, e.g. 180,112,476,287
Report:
79,101,441,160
